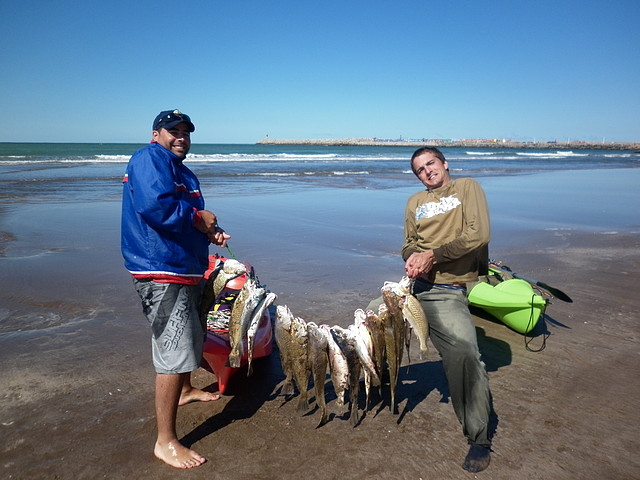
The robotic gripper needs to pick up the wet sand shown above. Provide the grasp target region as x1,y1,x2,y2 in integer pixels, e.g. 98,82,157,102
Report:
1,170,639,479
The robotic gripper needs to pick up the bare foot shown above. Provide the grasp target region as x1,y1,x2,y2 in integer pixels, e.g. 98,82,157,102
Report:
154,440,206,469
178,387,221,406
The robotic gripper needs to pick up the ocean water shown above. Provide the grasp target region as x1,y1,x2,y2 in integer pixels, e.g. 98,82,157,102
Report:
0,142,639,343
1,143,639,203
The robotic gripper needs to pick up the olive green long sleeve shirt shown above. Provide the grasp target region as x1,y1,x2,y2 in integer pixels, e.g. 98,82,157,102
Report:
401,177,490,285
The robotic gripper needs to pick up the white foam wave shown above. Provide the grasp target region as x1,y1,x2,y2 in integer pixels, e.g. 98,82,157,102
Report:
187,152,346,162
449,154,521,161
94,154,132,162
516,150,588,158
186,153,407,163
279,153,339,159
255,172,295,177
0,156,129,165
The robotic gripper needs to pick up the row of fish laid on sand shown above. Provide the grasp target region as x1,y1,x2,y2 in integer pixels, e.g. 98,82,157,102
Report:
200,258,277,374
275,275,429,427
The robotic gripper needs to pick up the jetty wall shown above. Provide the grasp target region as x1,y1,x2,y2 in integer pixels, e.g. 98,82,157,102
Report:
256,137,639,151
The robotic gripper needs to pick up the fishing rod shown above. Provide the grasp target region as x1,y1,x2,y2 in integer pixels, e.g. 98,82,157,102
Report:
489,261,573,303
225,244,238,260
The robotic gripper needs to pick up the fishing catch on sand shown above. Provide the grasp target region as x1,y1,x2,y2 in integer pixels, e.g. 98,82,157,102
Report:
274,275,430,426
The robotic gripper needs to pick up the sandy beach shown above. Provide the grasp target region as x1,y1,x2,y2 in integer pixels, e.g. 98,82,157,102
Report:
1,168,639,479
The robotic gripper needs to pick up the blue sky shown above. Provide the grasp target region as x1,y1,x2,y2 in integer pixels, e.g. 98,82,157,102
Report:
1,0,638,144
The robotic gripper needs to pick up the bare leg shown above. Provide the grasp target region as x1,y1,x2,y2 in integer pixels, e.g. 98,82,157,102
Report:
178,372,221,405
154,372,206,469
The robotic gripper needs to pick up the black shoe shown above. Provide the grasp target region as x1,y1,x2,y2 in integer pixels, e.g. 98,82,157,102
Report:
462,444,491,473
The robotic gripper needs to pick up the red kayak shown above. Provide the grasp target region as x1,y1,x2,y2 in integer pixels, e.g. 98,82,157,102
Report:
200,255,274,394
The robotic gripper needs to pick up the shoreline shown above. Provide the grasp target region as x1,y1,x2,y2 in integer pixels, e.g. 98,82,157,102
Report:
256,137,640,150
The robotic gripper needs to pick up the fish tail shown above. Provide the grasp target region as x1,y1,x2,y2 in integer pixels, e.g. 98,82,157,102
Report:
419,345,429,360
281,378,295,397
297,392,309,412
350,401,359,427
227,353,241,368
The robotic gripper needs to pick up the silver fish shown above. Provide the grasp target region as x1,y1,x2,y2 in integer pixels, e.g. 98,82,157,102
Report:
322,324,349,408
351,310,380,410
290,315,311,411
227,278,263,368
307,322,329,427
351,310,379,386
246,291,277,375
330,325,362,426
397,276,429,359
275,305,295,396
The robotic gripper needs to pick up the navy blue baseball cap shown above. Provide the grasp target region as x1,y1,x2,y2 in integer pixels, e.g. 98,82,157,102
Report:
152,109,195,132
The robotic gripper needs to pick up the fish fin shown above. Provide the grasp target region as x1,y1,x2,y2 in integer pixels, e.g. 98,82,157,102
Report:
316,410,328,428
282,379,295,397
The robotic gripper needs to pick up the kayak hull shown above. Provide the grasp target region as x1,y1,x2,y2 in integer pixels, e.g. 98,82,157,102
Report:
199,255,274,394
468,277,547,334
201,309,273,394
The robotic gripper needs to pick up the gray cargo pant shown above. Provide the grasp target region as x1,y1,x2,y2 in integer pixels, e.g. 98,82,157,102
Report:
415,284,492,447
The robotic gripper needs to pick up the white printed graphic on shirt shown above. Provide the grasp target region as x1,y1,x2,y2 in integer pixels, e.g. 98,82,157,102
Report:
415,194,461,220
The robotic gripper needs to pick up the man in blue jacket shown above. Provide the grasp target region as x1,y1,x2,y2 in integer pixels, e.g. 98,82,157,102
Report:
121,110,229,469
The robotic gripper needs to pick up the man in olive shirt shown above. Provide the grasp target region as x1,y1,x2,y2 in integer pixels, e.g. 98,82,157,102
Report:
403,147,492,473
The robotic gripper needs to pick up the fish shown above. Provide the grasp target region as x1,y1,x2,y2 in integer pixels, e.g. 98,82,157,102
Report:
275,305,296,396
397,276,429,359
198,259,224,326
364,308,386,384
227,278,264,368
213,259,247,299
349,310,380,412
290,315,311,411
381,286,405,414
349,323,374,411
246,291,277,375
330,325,363,426
307,322,329,426
322,324,349,409
402,294,429,359
351,311,380,387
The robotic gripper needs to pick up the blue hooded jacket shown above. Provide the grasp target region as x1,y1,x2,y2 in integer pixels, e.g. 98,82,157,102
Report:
121,142,209,282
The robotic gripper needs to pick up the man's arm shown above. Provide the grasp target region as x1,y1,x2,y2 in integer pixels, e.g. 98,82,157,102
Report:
431,179,490,263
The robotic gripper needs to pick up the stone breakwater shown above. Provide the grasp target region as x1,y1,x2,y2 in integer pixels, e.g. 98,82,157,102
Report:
257,137,640,151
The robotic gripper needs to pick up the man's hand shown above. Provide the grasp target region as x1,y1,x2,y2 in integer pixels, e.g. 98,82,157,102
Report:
195,210,231,247
405,250,436,278
195,210,218,234
208,227,231,247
